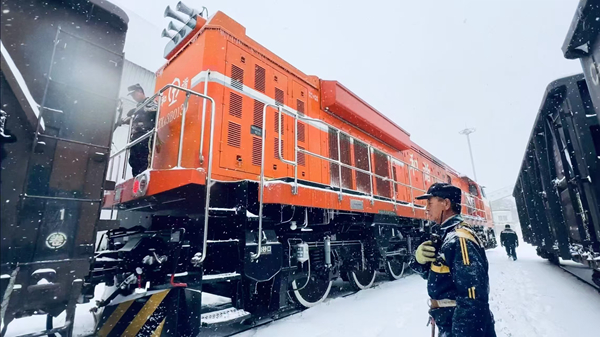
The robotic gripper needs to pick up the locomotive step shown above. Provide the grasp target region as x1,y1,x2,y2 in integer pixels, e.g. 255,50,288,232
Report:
201,306,251,326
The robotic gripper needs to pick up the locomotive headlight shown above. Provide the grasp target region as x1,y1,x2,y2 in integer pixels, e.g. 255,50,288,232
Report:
133,172,150,197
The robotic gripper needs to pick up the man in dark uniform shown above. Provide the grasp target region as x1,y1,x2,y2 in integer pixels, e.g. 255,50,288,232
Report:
500,224,519,261
116,84,158,176
409,182,496,337
0,109,17,164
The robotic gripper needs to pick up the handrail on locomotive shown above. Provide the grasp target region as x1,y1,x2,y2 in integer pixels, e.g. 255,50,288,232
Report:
108,82,216,264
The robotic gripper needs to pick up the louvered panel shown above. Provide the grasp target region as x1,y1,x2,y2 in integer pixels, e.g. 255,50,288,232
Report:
340,133,353,189
231,64,244,90
253,100,264,127
229,92,243,118
274,111,284,135
297,123,305,143
227,122,241,148
354,140,371,193
328,127,340,187
373,149,391,198
298,146,306,166
296,99,305,116
252,137,262,166
275,88,284,106
393,166,399,194
274,138,284,159
255,65,266,93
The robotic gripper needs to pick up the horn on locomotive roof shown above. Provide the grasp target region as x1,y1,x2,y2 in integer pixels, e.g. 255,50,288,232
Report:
164,5,195,27
161,28,180,43
176,1,200,17
168,21,186,37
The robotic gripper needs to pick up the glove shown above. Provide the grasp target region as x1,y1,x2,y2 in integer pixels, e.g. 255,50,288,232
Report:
415,240,437,264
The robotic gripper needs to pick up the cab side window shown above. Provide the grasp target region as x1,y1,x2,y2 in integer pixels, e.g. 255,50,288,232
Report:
469,184,479,197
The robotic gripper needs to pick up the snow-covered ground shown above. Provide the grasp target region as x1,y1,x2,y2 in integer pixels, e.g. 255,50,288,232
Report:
4,244,600,336
240,244,600,337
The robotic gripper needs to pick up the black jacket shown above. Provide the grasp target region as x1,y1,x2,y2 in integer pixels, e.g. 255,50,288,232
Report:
409,215,495,336
500,229,518,247
127,99,158,137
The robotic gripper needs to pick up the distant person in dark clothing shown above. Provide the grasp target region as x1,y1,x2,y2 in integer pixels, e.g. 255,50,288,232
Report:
409,183,496,337
115,84,158,176
0,109,17,165
500,224,519,261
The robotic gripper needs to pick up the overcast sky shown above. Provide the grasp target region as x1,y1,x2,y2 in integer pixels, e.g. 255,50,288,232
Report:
110,0,581,194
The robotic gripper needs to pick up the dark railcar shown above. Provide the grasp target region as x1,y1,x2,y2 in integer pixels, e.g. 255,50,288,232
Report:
512,74,600,286
0,0,127,335
563,0,600,127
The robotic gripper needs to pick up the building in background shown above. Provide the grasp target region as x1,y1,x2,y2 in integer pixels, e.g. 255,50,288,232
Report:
488,186,521,234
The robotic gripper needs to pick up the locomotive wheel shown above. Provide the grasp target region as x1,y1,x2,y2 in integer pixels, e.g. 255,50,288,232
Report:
292,274,333,308
347,268,377,291
384,257,406,281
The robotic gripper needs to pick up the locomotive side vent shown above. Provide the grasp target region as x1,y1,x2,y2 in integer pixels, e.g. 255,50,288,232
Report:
373,149,391,198
229,92,243,118
296,99,306,142
298,123,305,143
340,134,353,189
393,166,399,194
328,127,340,187
231,64,244,90
354,140,371,193
274,111,284,135
298,146,306,166
227,121,241,148
296,99,305,117
253,100,264,127
275,88,284,106
255,65,266,93
252,137,262,166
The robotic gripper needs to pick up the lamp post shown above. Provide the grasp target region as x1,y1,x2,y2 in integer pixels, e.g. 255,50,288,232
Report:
459,127,478,182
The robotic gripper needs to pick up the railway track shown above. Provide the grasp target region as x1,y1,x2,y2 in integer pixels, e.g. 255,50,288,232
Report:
202,277,387,337
558,264,600,292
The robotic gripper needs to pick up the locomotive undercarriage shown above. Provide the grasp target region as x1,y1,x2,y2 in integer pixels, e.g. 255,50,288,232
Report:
90,180,425,335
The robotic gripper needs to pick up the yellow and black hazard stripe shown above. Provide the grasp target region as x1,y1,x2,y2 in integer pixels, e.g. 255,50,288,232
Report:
96,289,171,337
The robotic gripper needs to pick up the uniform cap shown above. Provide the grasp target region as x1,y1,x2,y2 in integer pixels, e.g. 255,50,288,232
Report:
127,83,144,95
415,182,462,205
